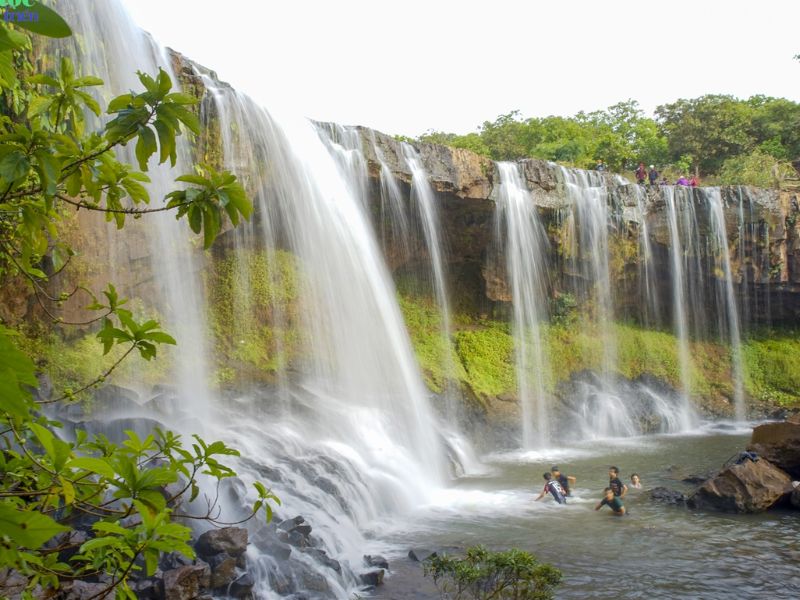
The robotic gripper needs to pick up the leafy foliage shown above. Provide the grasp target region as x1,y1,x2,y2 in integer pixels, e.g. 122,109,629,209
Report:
0,13,277,598
414,93,800,182
423,546,562,600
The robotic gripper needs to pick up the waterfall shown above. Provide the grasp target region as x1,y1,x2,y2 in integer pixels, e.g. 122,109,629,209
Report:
706,189,746,421
400,144,459,416
663,186,694,402
53,0,213,420
494,162,551,447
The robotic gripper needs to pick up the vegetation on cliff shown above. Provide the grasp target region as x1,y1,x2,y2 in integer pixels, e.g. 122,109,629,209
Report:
411,95,800,186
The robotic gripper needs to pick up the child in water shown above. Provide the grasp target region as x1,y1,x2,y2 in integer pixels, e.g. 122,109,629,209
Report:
630,473,642,489
535,472,567,504
595,487,626,516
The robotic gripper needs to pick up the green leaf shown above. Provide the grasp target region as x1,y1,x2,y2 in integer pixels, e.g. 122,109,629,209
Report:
0,150,30,181
134,125,157,171
0,326,37,418
29,423,56,461
67,456,116,479
0,503,68,549
107,93,133,114
143,331,176,345
0,24,28,51
13,2,73,38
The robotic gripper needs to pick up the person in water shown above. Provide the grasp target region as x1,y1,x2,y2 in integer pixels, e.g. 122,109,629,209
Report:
551,465,577,496
630,473,642,489
595,487,626,516
608,466,628,497
535,472,567,504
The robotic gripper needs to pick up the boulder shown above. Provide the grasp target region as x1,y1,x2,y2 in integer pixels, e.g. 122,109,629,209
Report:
408,548,437,562
163,563,211,600
195,527,248,558
63,581,114,599
278,516,306,531
791,484,800,509
130,577,163,600
364,554,389,569
207,552,238,589
360,570,385,586
301,548,341,573
229,572,255,598
688,458,793,513
649,487,687,505
747,420,800,478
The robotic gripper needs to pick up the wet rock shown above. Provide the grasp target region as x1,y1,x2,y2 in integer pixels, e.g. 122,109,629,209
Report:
208,552,238,589
747,420,800,478
196,527,248,558
364,554,389,569
0,571,28,598
163,563,211,600
649,486,687,505
360,569,385,586
269,569,295,595
278,516,306,531
287,529,310,548
791,484,800,509
251,529,292,561
681,471,716,485
230,572,255,598
688,458,793,513
408,548,438,562
302,548,341,573
292,524,312,537
297,568,330,594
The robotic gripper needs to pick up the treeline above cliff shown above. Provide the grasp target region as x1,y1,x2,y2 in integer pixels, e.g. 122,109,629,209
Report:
406,95,800,186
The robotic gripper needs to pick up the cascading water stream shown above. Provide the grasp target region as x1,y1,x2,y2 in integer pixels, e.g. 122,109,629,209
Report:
401,144,459,419
663,186,694,402
706,189,746,421
54,0,213,420
494,162,551,447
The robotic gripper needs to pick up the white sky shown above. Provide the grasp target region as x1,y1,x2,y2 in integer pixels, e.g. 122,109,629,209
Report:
120,0,800,138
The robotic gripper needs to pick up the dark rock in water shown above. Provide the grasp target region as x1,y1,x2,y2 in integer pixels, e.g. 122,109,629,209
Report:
360,569,385,586
681,471,716,485
298,568,330,594
748,420,800,478
196,527,248,558
163,563,211,600
63,384,142,422
251,529,293,561
207,552,238,589
365,554,389,569
302,547,341,573
34,373,53,402
230,572,255,598
292,524,312,537
688,458,793,513
269,569,295,595
287,529,310,548
650,487,687,505
278,516,306,531
408,548,438,562
791,485,800,510
236,552,247,569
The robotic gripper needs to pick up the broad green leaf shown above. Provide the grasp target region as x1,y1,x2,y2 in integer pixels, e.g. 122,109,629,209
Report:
67,456,116,479
134,125,157,171
14,2,73,38
0,150,30,181
0,503,68,549
0,24,28,51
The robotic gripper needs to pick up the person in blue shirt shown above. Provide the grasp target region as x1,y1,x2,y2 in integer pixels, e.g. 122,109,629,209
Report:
535,472,567,504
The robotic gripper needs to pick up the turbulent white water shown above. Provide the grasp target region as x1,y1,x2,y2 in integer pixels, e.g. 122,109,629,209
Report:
494,162,551,447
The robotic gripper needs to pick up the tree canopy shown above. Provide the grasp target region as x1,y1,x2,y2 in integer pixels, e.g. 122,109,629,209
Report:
412,94,800,185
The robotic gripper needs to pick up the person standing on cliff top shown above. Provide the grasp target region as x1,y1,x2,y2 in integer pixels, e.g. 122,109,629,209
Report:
595,159,606,171
648,165,658,186
689,174,698,187
635,162,647,185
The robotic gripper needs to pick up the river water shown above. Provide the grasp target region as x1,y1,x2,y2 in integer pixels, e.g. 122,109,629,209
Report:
369,425,800,599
